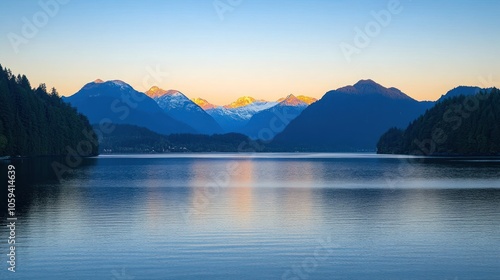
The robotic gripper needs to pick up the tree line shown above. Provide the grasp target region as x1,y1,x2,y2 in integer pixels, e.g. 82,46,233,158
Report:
0,65,98,157
96,124,262,153
377,88,500,156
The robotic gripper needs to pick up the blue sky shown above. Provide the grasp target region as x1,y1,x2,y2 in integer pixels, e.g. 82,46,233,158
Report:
0,0,499,104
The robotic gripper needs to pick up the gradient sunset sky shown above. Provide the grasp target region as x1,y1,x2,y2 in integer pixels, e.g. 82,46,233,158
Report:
1,0,499,105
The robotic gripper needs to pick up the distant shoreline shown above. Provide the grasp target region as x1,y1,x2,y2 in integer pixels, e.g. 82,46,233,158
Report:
3,152,500,161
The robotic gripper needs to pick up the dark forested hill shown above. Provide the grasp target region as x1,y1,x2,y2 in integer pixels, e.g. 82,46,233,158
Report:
377,88,500,156
0,65,98,156
272,80,434,151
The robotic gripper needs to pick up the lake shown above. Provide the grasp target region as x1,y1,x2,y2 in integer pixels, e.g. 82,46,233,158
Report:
1,154,500,279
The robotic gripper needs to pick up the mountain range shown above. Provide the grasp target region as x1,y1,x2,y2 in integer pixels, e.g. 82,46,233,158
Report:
192,95,316,135
3,61,496,156
63,78,494,152
64,79,316,137
64,80,196,135
199,96,278,133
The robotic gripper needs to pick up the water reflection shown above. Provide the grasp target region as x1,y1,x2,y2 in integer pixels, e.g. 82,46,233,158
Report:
0,155,499,279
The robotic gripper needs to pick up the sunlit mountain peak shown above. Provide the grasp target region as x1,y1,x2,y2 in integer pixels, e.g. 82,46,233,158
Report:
192,98,217,110
146,86,183,98
277,94,317,105
297,95,317,105
224,96,267,109
145,86,167,98
278,94,307,106
84,79,132,90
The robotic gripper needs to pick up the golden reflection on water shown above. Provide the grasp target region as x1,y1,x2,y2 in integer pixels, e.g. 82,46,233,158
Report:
185,159,321,229
186,160,256,227
144,179,168,230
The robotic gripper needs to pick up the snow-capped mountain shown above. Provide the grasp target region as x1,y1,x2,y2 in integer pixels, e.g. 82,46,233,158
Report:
68,79,134,101
192,98,216,110
224,96,268,109
64,80,195,135
277,95,317,105
146,87,202,111
65,79,316,136
194,95,317,134
241,94,312,139
204,97,278,132
224,100,279,120
145,86,222,134
276,94,309,107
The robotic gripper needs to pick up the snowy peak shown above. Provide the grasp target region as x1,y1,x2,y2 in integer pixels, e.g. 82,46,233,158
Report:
297,95,317,105
277,95,317,106
82,79,133,91
336,79,412,100
278,94,307,106
110,80,130,88
145,86,167,98
146,86,184,98
224,96,267,109
142,88,222,134
192,98,216,110
144,87,194,111
164,90,183,96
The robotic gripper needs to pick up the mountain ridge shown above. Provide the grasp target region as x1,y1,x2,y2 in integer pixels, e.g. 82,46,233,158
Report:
144,86,223,134
192,97,216,110
335,79,413,100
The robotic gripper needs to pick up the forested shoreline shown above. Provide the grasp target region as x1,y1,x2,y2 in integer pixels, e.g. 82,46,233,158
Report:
0,66,98,157
95,124,263,153
377,89,500,156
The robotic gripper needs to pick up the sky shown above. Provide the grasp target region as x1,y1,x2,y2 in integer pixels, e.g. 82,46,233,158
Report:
0,0,499,105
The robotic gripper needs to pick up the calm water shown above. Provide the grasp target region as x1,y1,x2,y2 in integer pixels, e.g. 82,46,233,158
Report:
1,154,500,279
